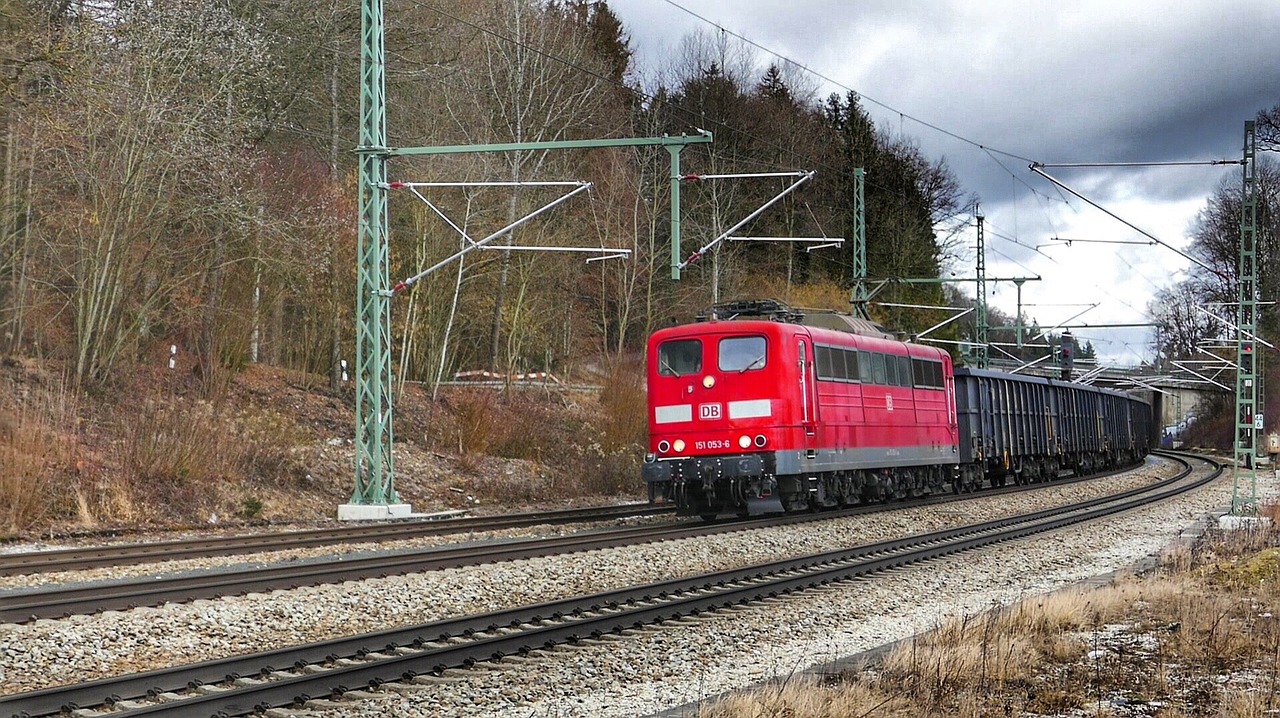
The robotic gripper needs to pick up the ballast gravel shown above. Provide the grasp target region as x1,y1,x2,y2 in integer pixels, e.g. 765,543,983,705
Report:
0,513,675,591
0,457,1251,716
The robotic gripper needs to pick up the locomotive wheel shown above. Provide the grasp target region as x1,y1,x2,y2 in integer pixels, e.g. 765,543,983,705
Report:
699,512,719,523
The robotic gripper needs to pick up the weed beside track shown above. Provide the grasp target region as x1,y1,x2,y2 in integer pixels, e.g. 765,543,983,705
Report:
701,506,1280,718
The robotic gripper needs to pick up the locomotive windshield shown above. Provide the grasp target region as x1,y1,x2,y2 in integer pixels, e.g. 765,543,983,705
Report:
718,336,766,372
658,339,702,376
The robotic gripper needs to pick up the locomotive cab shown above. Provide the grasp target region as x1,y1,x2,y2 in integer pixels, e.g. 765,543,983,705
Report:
643,320,806,519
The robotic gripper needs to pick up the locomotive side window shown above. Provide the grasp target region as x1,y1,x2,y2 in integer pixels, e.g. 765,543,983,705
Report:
658,339,702,376
884,354,899,386
815,345,862,383
719,336,767,372
871,353,887,385
841,349,860,381
816,345,835,380
910,358,945,389
897,356,913,387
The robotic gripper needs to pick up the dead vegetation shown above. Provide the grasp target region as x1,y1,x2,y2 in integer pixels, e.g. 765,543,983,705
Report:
0,355,646,538
702,506,1280,717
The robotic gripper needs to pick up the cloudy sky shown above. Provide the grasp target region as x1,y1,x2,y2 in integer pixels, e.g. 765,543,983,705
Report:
607,0,1279,365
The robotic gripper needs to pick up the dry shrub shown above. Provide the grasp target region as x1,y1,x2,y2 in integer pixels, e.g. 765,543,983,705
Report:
438,386,642,502
117,398,305,519
445,389,574,460
450,390,496,454
1260,500,1280,524
749,278,851,312
1199,520,1280,565
1159,541,1195,573
1003,590,1094,636
878,608,1068,704
486,393,573,461
0,408,51,533
598,357,647,453
0,374,80,535
1180,391,1233,449
236,408,309,482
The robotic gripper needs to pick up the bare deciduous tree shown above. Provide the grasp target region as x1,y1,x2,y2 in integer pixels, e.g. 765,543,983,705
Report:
36,1,273,382
422,0,617,374
1149,282,1219,363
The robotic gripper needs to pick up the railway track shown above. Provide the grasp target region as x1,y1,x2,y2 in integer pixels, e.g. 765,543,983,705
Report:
0,451,1220,718
0,463,1151,623
0,503,673,577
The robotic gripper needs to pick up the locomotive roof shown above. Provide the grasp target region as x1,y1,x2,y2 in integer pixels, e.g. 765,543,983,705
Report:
694,299,896,339
651,317,950,361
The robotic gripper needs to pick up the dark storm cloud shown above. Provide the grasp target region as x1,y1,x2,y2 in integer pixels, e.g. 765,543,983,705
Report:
614,0,1275,202
606,0,1279,362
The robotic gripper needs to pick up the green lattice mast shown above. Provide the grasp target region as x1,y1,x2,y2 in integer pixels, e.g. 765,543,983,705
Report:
1231,120,1259,515
974,208,989,369
850,168,869,318
347,0,399,515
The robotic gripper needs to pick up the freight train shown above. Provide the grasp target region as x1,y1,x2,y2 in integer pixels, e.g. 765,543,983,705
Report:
641,300,1153,519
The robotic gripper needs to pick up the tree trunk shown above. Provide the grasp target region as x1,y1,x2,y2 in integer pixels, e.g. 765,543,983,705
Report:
488,162,522,373
1,116,14,341
328,30,342,392
433,239,467,401
196,226,228,388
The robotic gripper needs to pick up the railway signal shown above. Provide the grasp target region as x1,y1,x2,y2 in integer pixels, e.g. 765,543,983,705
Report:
1060,331,1075,380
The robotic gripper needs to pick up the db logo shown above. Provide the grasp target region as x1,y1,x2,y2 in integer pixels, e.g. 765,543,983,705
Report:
699,403,723,420
885,395,894,411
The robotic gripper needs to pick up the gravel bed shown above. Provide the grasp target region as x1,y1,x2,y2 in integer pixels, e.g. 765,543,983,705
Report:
0,469,1161,592
0,514,675,591
336,460,1267,718
0,458,1188,697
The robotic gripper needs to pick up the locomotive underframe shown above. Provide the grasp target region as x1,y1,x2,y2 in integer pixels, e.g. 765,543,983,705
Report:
644,445,1148,519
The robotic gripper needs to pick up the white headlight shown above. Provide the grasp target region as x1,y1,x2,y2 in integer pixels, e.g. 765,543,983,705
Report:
738,435,751,449
673,439,686,453
703,375,716,388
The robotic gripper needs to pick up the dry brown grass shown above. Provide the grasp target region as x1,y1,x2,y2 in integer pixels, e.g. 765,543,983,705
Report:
598,356,647,454
701,514,1280,717
3,346,655,531
432,384,641,504
0,381,80,536
702,675,911,718
111,397,308,522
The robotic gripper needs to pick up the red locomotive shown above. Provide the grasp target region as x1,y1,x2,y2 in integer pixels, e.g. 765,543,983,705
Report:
641,300,1152,519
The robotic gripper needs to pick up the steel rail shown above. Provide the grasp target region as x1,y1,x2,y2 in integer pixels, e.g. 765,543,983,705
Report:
1,452,1216,718
0,503,673,577
0,465,1144,623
